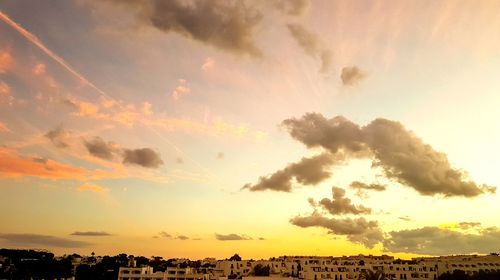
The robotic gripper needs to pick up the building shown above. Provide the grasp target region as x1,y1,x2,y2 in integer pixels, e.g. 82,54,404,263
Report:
117,254,500,280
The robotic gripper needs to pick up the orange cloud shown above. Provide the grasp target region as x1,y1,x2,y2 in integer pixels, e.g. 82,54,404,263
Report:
0,122,10,133
77,183,108,194
32,63,46,76
171,79,191,100
0,81,13,106
201,57,215,71
0,148,89,180
0,50,13,73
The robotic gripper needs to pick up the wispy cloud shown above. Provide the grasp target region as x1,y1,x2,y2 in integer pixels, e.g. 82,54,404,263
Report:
0,233,90,248
172,79,191,100
287,23,333,73
77,184,108,194
0,148,89,180
0,49,13,73
70,231,112,236
215,233,252,241
201,57,215,71
0,121,10,133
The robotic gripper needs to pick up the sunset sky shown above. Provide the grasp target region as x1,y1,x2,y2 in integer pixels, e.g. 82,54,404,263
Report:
1,0,500,259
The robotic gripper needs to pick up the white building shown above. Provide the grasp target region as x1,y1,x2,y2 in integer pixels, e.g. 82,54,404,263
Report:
117,254,500,280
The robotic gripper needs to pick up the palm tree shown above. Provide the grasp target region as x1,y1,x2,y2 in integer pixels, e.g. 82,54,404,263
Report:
360,269,387,280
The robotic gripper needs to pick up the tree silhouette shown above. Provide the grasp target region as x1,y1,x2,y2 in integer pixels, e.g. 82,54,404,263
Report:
229,254,242,261
360,269,386,280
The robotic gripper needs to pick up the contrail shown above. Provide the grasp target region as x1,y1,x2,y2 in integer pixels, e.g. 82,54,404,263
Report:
0,10,214,178
0,10,107,96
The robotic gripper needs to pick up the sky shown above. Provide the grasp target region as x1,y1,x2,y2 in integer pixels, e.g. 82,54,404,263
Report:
1,0,500,259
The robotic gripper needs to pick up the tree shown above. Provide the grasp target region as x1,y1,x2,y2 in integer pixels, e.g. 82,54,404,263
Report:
229,254,242,261
253,264,270,276
360,269,386,280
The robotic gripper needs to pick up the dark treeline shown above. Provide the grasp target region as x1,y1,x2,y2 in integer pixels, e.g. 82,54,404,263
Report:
0,249,215,280
0,249,72,279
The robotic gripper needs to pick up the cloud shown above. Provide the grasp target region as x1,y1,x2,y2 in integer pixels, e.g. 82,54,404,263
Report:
0,49,13,73
457,222,482,230
159,231,171,238
215,233,252,241
383,226,500,255
287,23,333,73
123,148,164,168
45,125,70,148
272,0,310,16
340,66,367,86
398,216,412,222
83,135,164,169
176,235,189,240
0,121,10,133
106,0,263,56
70,231,112,236
217,152,225,159
242,153,337,192
33,63,46,76
0,81,13,106
83,137,118,160
176,157,184,164
290,212,383,248
280,113,495,197
201,57,215,71
0,148,90,180
349,181,386,192
0,233,90,248
313,186,371,215
77,184,108,194
172,79,191,100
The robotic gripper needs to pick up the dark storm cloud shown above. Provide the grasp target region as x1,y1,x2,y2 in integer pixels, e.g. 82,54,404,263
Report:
349,181,386,192
242,153,337,192
0,233,90,248
290,212,383,248
45,126,69,148
83,137,117,160
287,24,333,73
383,226,500,255
122,148,164,168
70,231,112,236
279,113,495,197
104,0,263,57
215,233,252,241
341,66,367,86
314,186,371,215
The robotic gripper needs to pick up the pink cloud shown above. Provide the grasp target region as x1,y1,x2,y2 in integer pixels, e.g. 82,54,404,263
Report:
77,183,108,194
201,57,215,71
32,63,46,76
0,122,10,133
171,79,191,100
0,50,13,73
0,81,13,106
